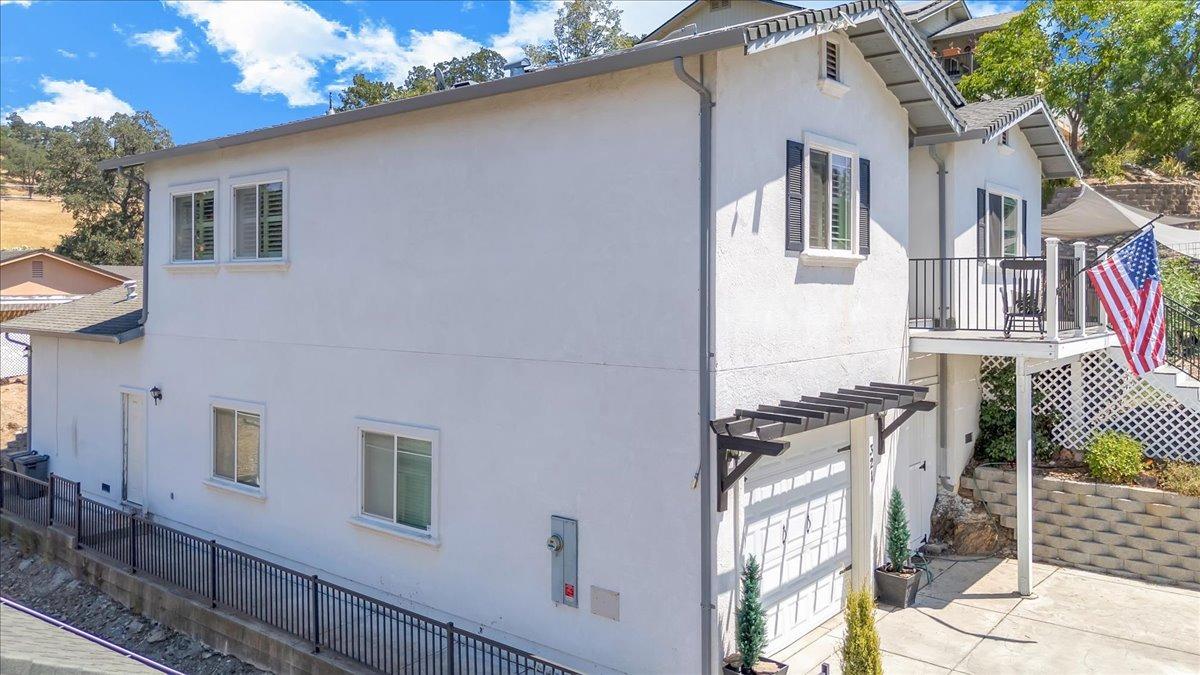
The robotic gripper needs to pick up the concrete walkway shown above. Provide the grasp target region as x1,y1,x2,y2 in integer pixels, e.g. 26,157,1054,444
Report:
0,602,161,674
772,557,1200,674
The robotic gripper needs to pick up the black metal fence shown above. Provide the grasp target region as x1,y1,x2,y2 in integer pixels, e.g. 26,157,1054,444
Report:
1165,297,1200,380
910,256,1103,334
1,468,579,675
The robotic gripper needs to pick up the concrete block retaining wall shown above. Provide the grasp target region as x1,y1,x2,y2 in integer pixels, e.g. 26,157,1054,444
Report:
967,467,1200,590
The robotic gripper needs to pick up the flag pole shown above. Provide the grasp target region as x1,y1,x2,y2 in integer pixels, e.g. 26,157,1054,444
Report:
1074,215,1162,277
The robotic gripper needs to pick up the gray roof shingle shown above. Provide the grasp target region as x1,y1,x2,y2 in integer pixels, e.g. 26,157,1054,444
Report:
955,94,1042,135
98,265,141,280
2,283,144,342
929,11,1020,39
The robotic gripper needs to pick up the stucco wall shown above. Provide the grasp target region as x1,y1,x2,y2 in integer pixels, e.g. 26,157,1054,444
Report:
1,255,122,297
946,131,1045,257
706,29,914,651
30,60,706,675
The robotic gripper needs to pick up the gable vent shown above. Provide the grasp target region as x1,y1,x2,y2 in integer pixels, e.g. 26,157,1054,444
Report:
825,41,840,81
31,260,44,278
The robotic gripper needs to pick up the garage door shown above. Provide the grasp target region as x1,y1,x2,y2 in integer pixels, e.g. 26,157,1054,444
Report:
742,427,851,649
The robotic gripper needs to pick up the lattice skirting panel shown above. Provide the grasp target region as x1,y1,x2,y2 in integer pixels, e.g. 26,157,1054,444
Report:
982,352,1200,463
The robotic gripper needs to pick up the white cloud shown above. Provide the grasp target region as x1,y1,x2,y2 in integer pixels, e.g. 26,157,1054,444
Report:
488,1,558,59
612,0,690,38
0,0,35,7
130,27,198,61
10,77,134,126
57,49,76,58
0,55,27,64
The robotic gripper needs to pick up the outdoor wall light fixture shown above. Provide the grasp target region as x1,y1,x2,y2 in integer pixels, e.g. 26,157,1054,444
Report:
150,386,162,405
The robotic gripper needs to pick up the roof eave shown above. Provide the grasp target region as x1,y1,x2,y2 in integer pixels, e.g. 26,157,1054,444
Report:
12,326,142,344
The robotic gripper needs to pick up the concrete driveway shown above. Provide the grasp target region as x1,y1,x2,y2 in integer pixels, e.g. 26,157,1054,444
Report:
771,557,1200,674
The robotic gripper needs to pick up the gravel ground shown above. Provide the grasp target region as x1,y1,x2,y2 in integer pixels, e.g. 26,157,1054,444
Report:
1,537,268,674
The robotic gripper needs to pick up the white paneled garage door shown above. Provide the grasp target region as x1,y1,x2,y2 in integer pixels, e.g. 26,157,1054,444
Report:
742,425,851,649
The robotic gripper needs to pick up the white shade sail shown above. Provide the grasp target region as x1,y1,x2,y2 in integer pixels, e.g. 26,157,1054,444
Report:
1041,184,1199,256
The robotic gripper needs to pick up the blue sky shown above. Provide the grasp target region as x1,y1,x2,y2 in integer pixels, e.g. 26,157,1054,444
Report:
0,0,1028,145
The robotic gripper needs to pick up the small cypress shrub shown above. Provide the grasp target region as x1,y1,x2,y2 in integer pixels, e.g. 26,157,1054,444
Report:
885,488,910,572
841,586,883,675
735,555,767,673
1084,432,1143,484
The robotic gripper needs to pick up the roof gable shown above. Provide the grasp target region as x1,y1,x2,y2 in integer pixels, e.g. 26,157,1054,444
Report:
642,0,799,43
0,249,132,283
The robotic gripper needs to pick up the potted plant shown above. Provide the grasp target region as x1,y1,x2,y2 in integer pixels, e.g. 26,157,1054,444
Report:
874,488,921,608
724,555,789,674
840,586,883,675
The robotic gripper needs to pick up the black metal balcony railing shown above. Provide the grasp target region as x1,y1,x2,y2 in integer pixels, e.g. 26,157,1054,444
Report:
1165,297,1200,380
939,52,975,79
909,255,1103,335
0,468,579,675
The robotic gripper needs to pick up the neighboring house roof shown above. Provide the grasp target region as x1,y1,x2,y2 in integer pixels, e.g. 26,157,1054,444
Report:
916,94,1082,179
98,265,142,280
0,249,132,285
1,282,144,343
641,0,801,43
99,0,966,170
903,0,961,19
928,11,1020,39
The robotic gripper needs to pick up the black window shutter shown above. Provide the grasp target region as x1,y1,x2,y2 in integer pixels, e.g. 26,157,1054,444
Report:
976,188,987,256
858,157,871,255
786,141,805,252
1021,198,1028,254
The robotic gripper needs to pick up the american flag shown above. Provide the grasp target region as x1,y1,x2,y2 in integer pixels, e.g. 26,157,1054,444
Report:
1086,227,1166,376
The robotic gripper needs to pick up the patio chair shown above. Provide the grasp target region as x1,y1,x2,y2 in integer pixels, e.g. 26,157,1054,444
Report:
998,259,1046,338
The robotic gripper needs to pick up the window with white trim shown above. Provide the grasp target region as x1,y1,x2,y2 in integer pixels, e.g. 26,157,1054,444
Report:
233,181,284,260
807,147,855,251
212,405,261,488
985,189,1022,256
360,427,435,533
172,190,215,262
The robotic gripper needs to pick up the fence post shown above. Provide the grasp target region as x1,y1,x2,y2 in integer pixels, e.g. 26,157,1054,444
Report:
1045,238,1060,341
1095,246,1110,329
310,574,320,653
209,540,218,608
1074,241,1087,332
74,482,82,549
47,474,55,526
446,622,456,675
129,516,137,573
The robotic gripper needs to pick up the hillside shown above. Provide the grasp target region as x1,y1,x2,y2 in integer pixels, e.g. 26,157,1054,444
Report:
0,189,76,250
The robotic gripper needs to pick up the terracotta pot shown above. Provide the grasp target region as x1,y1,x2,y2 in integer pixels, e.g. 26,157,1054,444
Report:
875,567,921,608
941,47,963,57
723,655,790,675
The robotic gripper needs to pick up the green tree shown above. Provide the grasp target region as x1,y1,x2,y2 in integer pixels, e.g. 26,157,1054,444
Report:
735,555,767,673
523,0,638,67
335,48,508,112
38,112,173,264
336,73,400,110
885,488,910,572
0,127,47,196
960,0,1200,167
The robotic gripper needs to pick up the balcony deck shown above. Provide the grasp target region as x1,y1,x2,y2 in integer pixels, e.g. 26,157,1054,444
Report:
910,325,1117,358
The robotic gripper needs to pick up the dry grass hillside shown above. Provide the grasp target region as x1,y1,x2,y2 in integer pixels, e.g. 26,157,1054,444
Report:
0,183,76,249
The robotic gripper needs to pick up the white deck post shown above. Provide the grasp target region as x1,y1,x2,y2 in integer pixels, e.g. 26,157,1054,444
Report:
1074,241,1088,332
850,416,877,592
1015,357,1034,596
1044,238,1060,340
1095,246,1110,328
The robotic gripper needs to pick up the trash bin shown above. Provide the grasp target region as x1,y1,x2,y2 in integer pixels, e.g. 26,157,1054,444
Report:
14,453,48,499
1,447,35,493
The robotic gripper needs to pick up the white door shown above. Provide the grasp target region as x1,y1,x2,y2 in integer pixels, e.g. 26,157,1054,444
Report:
895,381,938,548
122,392,147,506
743,429,851,650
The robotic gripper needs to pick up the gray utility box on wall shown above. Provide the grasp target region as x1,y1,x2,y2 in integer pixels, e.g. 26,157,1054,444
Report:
548,515,578,608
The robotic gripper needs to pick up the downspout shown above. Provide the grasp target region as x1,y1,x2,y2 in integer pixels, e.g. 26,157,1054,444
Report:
927,144,950,486
674,55,715,675
116,166,150,327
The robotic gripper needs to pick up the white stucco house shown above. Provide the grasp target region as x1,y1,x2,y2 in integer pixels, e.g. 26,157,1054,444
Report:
14,1,1168,673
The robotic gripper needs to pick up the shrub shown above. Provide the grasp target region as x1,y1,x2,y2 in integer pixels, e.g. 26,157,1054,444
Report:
1084,432,1143,484
735,555,767,673
1162,257,1200,311
1090,150,1138,182
976,361,1060,463
841,587,883,675
884,488,910,572
1154,155,1189,178
1158,461,1200,497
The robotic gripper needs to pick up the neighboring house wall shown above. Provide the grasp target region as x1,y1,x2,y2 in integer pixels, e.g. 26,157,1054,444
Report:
708,31,914,651
0,255,122,297
31,60,706,675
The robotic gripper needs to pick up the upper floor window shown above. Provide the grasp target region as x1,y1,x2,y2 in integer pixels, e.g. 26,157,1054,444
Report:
985,189,1022,256
172,190,215,262
212,402,262,490
233,180,285,261
808,148,855,251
